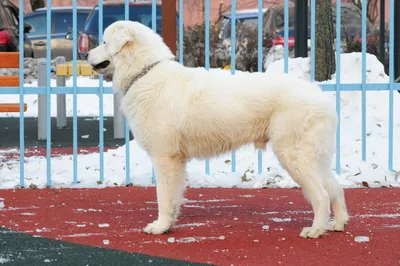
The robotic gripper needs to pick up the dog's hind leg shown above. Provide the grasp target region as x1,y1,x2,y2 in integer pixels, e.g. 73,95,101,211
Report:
143,152,187,235
275,150,330,238
270,116,334,238
321,164,349,232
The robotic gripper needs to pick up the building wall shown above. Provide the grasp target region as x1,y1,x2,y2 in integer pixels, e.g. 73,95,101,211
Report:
12,0,391,26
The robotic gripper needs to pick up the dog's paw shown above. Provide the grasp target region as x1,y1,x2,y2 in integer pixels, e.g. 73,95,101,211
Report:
143,220,172,235
299,226,325,238
327,220,347,232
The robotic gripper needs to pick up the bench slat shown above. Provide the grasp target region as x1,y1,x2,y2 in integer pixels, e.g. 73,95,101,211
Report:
0,103,27,112
0,76,20,87
0,52,20,68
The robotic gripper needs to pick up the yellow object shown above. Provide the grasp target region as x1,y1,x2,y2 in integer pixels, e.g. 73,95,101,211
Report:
55,65,69,76
223,65,231,70
55,64,96,76
67,65,74,75
80,65,94,76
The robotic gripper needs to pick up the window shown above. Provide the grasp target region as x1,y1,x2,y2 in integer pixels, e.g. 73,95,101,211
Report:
24,14,47,36
53,12,90,34
86,5,162,34
4,6,19,28
221,17,258,40
0,8,4,25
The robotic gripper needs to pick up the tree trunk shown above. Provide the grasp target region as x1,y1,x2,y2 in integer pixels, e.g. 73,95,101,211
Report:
30,0,45,11
315,0,335,81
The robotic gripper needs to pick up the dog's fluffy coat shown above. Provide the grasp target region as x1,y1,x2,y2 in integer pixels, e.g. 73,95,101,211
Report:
87,21,349,238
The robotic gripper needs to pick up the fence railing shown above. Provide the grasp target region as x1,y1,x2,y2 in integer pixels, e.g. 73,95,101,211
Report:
0,0,398,188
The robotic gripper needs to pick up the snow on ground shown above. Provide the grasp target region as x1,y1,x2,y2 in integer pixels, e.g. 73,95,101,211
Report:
0,52,399,189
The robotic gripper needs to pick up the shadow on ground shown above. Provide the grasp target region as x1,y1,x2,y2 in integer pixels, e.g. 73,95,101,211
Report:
0,228,210,266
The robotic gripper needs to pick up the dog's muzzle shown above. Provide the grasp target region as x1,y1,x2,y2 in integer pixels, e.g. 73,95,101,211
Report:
92,60,110,70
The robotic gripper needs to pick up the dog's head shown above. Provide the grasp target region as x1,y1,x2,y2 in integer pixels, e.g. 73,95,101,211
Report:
87,21,174,76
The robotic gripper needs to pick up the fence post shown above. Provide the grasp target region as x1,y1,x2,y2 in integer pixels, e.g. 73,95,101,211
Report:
37,59,47,140
395,0,400,85
294,0,308,57
113,94,124,139
162,0,177,55
55,56,67,128
379,0,385,64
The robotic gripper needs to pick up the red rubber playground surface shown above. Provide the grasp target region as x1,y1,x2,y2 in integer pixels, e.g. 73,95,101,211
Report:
1,187,400,265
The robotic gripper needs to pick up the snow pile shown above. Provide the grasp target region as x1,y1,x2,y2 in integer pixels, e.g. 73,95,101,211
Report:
265,51,388,84
0,52,399,189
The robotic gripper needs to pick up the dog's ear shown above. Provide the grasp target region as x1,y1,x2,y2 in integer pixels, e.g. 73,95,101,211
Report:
108,28,133,55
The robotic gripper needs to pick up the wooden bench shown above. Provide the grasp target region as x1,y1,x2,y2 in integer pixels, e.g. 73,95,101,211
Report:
0,52,27,112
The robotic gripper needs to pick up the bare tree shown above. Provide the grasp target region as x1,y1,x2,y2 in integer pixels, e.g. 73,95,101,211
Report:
30,0,45,11
348,0,379,24
315,0,335,81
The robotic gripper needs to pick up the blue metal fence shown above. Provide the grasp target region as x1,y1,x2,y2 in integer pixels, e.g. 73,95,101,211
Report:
1,0,398,187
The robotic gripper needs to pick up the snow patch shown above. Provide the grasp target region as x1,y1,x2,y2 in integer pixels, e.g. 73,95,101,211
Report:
75,208,102,212
60,233,106,238
358,213,400,218
20,213,35,216
354,236,370,243
175,223,206,228
98,223,110,228
271,218,292,222
0,258,10,264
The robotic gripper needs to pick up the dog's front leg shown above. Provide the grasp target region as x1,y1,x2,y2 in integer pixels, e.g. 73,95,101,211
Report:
143,152,187,235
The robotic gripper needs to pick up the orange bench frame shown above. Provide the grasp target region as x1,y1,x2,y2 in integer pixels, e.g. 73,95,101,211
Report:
0,52,26,112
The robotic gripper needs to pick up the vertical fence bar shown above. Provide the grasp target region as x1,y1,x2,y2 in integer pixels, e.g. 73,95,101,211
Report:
310,0,315,81
18,0,24,188
152,0,156,31
46,0,52,187
205,0,210,175
125,0,129,19
335,0,341,174
257,0,263,175
361,0,367,161
284,0,289,73
72,0,78,184
257,0,263,72
230,0,236,172
150,0,157,183
98,1,105,184
124,0,131,185
179,0,183,64
388,0,394,170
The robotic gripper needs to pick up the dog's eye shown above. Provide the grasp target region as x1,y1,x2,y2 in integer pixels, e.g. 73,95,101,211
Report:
103,41,106,45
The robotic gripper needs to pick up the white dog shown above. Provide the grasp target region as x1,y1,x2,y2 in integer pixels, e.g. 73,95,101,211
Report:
87,21,349,238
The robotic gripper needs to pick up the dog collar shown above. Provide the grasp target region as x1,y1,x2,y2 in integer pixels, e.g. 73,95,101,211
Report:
122,60,162,96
